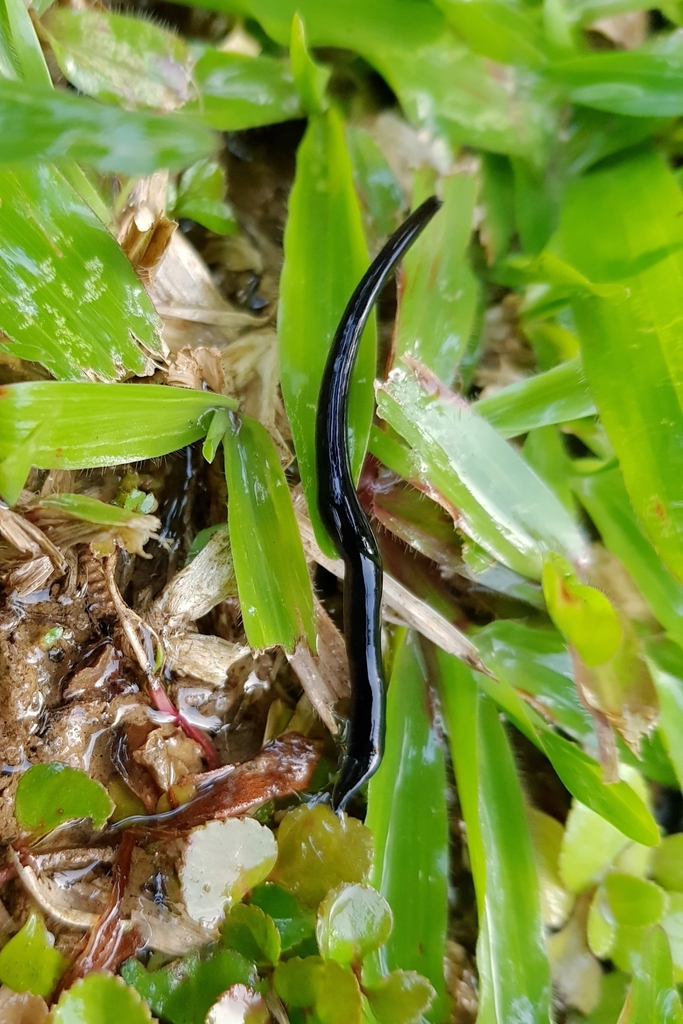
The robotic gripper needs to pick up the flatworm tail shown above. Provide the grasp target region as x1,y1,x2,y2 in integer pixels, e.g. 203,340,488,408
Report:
316,195,442,812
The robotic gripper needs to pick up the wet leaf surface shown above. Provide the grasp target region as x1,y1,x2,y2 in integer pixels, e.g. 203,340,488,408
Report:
15,762,114,834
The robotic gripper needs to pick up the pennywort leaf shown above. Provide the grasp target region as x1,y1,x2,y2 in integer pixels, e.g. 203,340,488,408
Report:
316,883,392,966
0,911,68,998
53,974,154,1024
15,762,114,834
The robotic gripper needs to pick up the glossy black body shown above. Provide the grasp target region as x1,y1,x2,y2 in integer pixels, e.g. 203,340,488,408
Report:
316,196,442,812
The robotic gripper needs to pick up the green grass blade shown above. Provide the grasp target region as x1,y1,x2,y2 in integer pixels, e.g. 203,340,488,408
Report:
40,7,194,111
393,166,479,386
0,79,216,172
645,639,683,794
0,382,237,505
223,414,316,652
366,633,449,1022
548,51,683,118
557,146,683,580
279,107,375,559
433,0,547,67
0,164,164,382
573,466,683,649
438,652,553,1024
346,125,404,240
1,0,51,85
475,356,595,438
376,363,587,578
627,926,683,1024
190,50,301,130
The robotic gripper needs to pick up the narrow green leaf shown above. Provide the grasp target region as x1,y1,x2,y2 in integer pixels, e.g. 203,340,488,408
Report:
573,467,683,651
1,0,51,85
190,49,301,130
15,762,114,834
290,13,329,114
393,166,478,385
41,7,194,111
0,79,216,173
0,164,163,382
645,638,683,794
557,147,683,580
626,927,683,1024
365,633,448,1022
376,363,587,579
0,382,237,505
223,413,315,651
549,51,683,118
433,0,547,67
279,106,375,558
0,911,68,998
475,356,595,438
171,158,236,235
438,651,553,1024
346,125,404,239
480,153,515,265
564,0,652,25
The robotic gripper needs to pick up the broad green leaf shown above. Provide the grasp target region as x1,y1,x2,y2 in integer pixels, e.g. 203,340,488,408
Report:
215,0,555,160
273,956,323,1008
249,883,316,952
0,0,51,85
271,804,373,908
274,957,362,1024
346,125,404,239
190,49,301,130
365,633,449,1022
221,903,281,968
652,834,683,893
122,947,256,1024
15,762,114,834
180,818,277,928
549,51,683,118
290,13,329,115
434,0,547,67
475,357,595,438
626,926,683,1024
0,382,237,506
557,147,683,581
53,975,152,1024
573,467,683,651
393,166,478,385
316,884,392,965
365,970,436,1024
438,652,553,1024
170,158,236,235
279,106,375,558
0,165,163,382
480,152,515,265
0,79,215,173
564,0,652,24
542,551,622,666
223,413,315,651
376,363,587,579
41,7,194,111
0,911,68,997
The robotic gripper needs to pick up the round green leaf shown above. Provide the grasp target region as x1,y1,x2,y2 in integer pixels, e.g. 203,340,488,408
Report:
604,873,667,928
52,974,152,1024
272,804,372,907
365,970,436,1024
316,883,392,965
0,911,68,997
652,834,683,893
315,960,362,1024
221,903,281,968
273,956,323,1008
15,762,114,834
